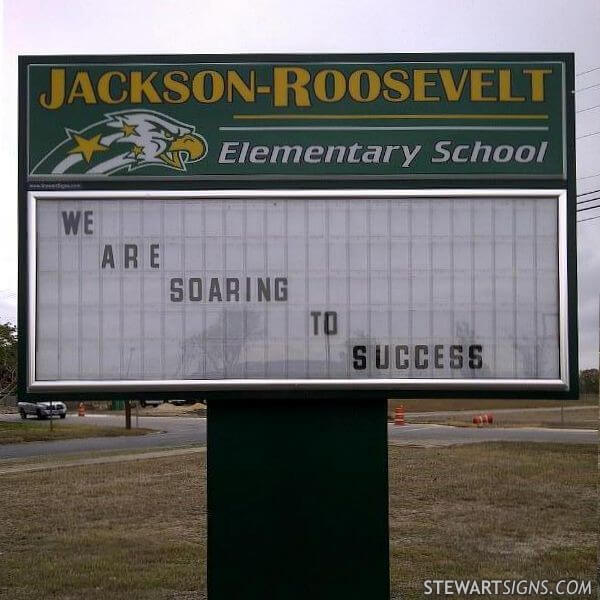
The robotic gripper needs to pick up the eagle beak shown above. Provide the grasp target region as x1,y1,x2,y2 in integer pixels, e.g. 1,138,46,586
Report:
159,133,206,169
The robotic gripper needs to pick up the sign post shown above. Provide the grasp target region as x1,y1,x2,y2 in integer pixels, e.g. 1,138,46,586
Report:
207,397,389,599
124,398,131,430
19,54,577,598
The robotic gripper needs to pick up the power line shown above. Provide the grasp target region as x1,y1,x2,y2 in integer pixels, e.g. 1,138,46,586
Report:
576,82,600,93
577,198,600,206
576,203,600,213
578,172,600,180
577,103,600,114
577,214,600,224
578,197,600,206
577,66,600,77
577,188,600,197
576,195,600,206
576,130,600,140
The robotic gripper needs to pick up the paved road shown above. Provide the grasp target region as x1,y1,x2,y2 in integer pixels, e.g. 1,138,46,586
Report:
388,422,597,446
0,413,207,459
405,405,595,418
0,447,207,475
1,410,596,459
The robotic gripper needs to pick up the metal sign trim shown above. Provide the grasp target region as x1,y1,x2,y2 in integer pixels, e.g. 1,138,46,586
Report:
27,188,569,393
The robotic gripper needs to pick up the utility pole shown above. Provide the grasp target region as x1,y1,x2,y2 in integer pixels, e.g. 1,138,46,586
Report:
124,347,134,430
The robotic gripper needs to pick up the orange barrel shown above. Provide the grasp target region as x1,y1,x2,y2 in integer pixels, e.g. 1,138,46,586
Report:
394,405,405,426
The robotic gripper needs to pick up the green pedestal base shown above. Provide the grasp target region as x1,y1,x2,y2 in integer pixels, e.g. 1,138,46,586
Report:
207,397,390,600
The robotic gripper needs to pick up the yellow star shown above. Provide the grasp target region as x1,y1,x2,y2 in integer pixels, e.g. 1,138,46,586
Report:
67,133,109,163
131,145,144,158
120,122,138,137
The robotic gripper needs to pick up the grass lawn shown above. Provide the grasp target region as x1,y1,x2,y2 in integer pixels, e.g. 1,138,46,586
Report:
0,442,594,599
388,443,596,599
0,421,155,445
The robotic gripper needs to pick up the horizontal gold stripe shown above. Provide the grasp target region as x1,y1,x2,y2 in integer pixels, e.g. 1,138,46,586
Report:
233,113,549,120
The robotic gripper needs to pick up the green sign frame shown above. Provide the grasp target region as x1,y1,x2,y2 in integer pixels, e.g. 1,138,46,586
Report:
18,53,578,401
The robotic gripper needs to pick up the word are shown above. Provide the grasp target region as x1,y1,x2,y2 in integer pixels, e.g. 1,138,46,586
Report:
102,243,160,269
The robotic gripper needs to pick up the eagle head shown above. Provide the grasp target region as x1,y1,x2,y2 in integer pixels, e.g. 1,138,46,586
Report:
108,111,207,171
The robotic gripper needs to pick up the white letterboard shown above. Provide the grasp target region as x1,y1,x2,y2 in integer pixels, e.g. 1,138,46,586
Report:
29,190,567,391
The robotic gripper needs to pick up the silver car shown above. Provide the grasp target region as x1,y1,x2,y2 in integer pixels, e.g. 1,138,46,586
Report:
17,400,67,420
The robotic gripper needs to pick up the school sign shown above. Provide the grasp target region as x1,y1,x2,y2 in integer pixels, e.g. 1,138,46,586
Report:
19,54,577,398
19,52,577,600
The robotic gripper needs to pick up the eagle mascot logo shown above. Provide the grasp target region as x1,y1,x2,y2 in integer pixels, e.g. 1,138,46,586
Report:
32,110,207,175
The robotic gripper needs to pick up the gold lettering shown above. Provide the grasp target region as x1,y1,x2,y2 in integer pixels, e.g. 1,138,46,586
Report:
163,71,190,103
226,70,255,102
192,70,225,103
413,69,440,101
273,67,311,107
523,68,552,102
382,69,410,102
66,71,97,105
439,69,469,101
313,69,346,102
97,71,127,104
470,69,496,101
498,69,525,101
39,68,65,109
348,69,380,102
130,71,161,103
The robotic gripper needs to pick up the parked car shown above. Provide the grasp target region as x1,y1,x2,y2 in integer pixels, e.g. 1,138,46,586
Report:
17,400,67,420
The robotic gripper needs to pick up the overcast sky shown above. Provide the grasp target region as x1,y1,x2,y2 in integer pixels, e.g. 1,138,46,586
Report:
1,0,599,369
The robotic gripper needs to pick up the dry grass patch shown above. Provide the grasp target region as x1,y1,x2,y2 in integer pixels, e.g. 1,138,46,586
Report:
0,454,206,600
389,443,596,599
0,443,594,599
0,421,155,445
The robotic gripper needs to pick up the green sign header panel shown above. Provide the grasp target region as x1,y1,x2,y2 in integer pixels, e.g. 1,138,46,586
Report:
27,58,566,180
